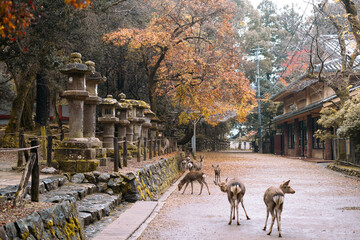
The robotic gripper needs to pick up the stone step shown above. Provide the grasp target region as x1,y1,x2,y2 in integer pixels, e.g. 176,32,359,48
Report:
40,183,97,203
77,193,122,227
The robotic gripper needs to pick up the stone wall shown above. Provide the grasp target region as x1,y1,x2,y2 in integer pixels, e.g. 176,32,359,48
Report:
134,155,182,201
0,154,182,240
0,199,84,240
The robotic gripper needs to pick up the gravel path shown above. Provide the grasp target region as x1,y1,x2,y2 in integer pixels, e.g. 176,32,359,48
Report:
138,152,360,240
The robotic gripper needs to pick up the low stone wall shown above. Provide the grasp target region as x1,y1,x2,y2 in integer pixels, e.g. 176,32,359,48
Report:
0,154,182,240
1,199,84,240
134,155,182,201
326,163,360,178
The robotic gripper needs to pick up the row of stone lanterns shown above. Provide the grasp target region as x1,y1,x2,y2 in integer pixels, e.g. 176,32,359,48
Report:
54,52,166,173
99,93,161,150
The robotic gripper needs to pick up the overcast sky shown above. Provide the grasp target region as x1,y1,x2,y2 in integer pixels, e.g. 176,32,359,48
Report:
249,0,321,15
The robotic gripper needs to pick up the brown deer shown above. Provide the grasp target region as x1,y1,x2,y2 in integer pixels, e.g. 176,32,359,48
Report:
263,180,295,237
217,178,250,225
212,164,221,184
178,170,211,195
188,155,204,171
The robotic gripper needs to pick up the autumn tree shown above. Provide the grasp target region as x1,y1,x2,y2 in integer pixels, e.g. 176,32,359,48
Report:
104,0,256,126
310,0,360,144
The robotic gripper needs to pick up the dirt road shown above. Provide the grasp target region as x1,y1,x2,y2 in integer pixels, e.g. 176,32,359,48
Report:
139,152,360,240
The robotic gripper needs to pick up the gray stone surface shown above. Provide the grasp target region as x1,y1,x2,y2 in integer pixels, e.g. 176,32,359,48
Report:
98,173,110,182
71,173,86,183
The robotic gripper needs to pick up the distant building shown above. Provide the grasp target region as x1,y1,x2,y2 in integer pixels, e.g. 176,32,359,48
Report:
271,35,360,160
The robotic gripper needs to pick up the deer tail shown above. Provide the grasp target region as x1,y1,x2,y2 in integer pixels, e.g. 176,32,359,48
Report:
230,184,241,200
273,193,284,208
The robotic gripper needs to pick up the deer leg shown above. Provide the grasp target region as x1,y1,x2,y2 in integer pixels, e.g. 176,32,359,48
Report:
229,203,234,225
236,200,240,225
182,182,189,194
277,209,282,237
263,207,269,231
267,209,275,236
198,180,203,195
190,181,194,194
240,199,250,220
202,180,211,195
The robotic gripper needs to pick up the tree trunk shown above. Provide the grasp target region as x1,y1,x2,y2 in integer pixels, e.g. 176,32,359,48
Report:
35,72,49,126
1,75,36,147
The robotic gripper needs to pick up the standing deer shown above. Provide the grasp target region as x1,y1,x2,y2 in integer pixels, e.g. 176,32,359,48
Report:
263,180,295,237
178,171,211,195
188,155,204,171
217,178,250,225
212,164,221,184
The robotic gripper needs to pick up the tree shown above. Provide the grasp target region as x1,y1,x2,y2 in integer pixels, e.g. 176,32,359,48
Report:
310,0,360,144
104,0,256,126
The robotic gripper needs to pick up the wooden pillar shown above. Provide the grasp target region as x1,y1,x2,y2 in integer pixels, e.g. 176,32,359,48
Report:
306,115,313,158
283,122,289,156
294,119,300,157
114,137,119,171
123,137,127,167
31,139,39,202
324,138,332,160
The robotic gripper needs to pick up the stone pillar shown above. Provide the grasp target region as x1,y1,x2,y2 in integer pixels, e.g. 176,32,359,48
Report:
306,115,313,158
133,100,147,142
117,93,130,140
55,52,99,172
283,122,289,156
126,100,137,145
98,95,119,148
84,61,104,148
143,107,154,141
294,118,300,157
60,53,89,139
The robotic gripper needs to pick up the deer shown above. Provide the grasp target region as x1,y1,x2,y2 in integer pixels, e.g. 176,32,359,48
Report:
263,180,295,238
188,155,204,171
216,178,250,225
178,170,211,195
212,164,221,184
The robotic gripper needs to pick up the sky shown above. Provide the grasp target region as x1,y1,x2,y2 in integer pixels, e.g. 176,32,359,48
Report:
249,0,321,15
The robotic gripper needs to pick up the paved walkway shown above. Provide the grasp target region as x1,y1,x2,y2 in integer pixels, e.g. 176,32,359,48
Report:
91,174,184,240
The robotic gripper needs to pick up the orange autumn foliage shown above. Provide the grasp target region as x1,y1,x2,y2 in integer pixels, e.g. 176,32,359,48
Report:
279,49,309,84
0,0,90,39
104,0,256,126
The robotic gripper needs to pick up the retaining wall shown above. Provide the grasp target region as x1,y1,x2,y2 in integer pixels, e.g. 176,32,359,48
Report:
0,199,84,240
0,154,182,239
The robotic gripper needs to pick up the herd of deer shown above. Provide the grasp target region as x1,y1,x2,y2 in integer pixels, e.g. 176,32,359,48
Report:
178,154,295,238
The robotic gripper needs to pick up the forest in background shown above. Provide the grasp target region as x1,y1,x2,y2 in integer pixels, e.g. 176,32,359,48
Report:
1,0,360,150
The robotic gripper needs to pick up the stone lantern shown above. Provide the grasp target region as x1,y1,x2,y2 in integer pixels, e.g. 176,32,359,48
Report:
55,52,99,172
98,95,119,148
116,93,130,140
150,115,160,140
84,61,105,148
125,99,138,145
133,100,147,142
142,105,154,140
60,52,89,139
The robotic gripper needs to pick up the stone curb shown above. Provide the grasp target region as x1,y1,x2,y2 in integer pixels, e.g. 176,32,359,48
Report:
127,172,185,240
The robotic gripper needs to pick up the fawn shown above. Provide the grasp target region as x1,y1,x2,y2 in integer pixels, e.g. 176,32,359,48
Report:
217,178,250,225
263,180,295,237
212,164,221,184
188,155,204,171
178,170,211,195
